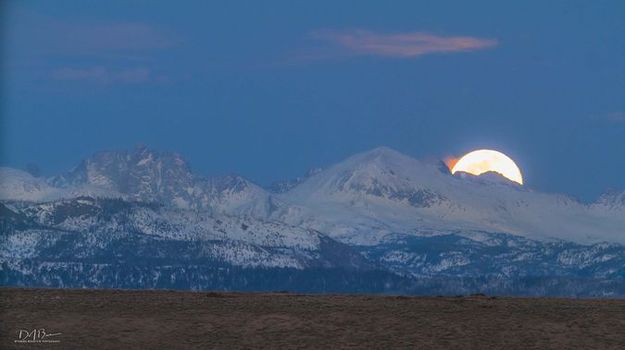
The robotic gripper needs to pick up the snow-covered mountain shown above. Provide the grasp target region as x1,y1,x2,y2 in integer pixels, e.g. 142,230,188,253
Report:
50,146,198,205
275,147,625,245
2,146,278,217
1,145,625,295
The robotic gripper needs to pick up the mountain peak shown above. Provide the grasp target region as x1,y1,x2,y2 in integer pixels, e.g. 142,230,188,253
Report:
46,146,197,208
332,147,431,179
282,146,450,212
130,145,190,170
338,147,440,181
356,146,412,162
55,147,278,214
595,189,625,210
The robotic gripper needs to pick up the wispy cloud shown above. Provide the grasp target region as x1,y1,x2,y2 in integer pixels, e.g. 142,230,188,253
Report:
47,22,175,55
300,29,498,60
590,111,625,126
8,11,178,85
605,112,625,124
17,13,178,56
50,67,151,84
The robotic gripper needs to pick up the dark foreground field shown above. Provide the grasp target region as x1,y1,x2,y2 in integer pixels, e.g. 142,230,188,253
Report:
1,288,625,349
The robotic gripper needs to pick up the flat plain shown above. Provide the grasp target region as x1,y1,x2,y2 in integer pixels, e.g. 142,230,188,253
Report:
1,288,625,349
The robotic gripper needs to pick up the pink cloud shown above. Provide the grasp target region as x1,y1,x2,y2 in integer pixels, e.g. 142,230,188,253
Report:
50,67,151,83
307,30,498,59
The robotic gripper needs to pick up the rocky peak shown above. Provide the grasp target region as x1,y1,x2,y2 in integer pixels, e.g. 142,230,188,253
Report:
49,146,197,207
595,190,625,210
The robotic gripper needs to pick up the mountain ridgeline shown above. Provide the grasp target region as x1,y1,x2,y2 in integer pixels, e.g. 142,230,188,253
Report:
1,146,624,296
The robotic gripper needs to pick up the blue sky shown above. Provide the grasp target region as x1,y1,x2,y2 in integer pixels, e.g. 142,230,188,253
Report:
2,1,624,201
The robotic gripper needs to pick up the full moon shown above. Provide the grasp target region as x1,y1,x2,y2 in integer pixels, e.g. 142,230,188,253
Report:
450,149,524,185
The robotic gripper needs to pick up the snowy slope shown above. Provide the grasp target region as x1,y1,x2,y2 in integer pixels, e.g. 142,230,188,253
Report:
0,168,59,201
592,191,625,212
0,197,368,270
275,147,625,245
0,167,123,202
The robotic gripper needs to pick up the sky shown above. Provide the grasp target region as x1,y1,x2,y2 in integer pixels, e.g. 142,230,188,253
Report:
2,0,624,202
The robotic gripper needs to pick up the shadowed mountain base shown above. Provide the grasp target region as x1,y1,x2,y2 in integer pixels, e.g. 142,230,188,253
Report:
2,288,625,349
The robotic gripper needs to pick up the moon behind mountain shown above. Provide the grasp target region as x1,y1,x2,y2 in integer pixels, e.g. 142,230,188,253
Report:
450,149,524,185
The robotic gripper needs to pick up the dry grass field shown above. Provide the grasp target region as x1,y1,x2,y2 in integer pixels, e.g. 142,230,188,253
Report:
1,288,625,349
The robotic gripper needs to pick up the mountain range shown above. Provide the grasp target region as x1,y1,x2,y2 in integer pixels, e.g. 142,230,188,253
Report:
1,146,624,296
